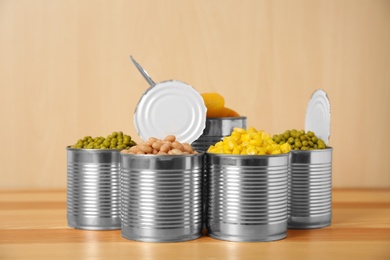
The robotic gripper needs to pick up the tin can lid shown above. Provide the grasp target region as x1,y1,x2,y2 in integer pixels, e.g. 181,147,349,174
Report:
305,89,331,145
134,80,207,143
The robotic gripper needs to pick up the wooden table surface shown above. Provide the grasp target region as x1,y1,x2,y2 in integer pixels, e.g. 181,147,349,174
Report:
0,189,389,260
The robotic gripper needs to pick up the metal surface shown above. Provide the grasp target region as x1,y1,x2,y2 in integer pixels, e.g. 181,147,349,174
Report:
192,117,247,151
120,153,203,242
205,153,289,242
134,80,207,144
130,55,156,86
288,148,333,229
66,147,121,230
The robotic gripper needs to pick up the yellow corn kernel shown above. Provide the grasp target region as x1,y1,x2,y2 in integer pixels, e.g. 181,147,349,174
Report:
223,144,231,154
280,143,291,153
231,131,241,141
249,139,262,146
240,134,250,142
233,127,246,133
247,126,258,133
257,147,267,155
232,147,241,154
246,146,257,155
226,139,237,150
240,149,248,155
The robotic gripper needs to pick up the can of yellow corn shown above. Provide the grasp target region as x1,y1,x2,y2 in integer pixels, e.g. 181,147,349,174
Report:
205,153,289,242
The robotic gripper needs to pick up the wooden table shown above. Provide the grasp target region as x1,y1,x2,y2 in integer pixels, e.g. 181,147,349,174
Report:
0,189,389,259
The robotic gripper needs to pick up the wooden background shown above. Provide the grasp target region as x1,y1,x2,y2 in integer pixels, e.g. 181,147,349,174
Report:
0,0,389,189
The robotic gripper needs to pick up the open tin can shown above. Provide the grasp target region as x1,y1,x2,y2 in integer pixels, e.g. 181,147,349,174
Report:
120,153,204,242
288,89,333,229
288,148,333,229
66,147,121,230
205,153,289,242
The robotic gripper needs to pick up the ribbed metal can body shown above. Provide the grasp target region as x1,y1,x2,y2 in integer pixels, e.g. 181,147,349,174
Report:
66,148,121,230
288,148,333,229
206,153,289,242
120,153,203,242
192,117,247,152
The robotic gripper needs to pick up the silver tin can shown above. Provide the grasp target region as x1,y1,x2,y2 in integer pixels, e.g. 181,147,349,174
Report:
288,148,333,229
192,117,247,152
205,153,289,242
66,147,121,230
120,153,203,242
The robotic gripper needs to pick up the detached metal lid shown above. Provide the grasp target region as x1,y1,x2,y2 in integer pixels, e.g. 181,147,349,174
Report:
305,89,331,145
134,80,207,143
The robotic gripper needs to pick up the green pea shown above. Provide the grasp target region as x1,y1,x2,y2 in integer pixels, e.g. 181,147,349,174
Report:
274,135,281,143
307,131,314,138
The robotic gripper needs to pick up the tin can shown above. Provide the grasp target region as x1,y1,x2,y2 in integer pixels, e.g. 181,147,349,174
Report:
288,148,333,229
205,153,289,242
66,147,121,230
192,117,247,152
120,153,203,242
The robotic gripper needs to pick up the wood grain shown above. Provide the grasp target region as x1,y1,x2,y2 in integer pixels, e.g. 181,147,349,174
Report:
0,0,390,189
0,189,389,259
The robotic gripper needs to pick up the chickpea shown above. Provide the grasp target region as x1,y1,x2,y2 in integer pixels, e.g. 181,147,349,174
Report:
160,144,171,153
164,135,176,142
140,144,153,153
146,137,158,146
168,149,183,155
152,141,163,150
171,141,184,151
182,143,193,153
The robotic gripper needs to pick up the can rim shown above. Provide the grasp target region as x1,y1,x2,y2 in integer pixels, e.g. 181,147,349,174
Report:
205,152,290,158
290,147,333,154
66,146,121,152
205,116,247,121
120,151,205,158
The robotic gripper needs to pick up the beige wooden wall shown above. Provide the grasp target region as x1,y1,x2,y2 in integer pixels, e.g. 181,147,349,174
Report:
1,0,389,189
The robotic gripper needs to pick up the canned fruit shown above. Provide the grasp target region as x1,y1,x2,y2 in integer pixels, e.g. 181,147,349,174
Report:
70,131,137,149
273,129,326,150
121,135,198,155
207,126,291,155
201,92,240,118
201,93,225,118
219,107,240,117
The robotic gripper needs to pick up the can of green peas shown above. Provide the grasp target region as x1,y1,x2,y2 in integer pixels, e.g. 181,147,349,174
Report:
288,148,333,229
66,147,121,230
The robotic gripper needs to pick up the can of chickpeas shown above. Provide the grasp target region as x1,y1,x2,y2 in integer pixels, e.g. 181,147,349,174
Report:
288,148,333,229
205,153,289,242
120,151,203,242
192,117,247,152
66,147,121,230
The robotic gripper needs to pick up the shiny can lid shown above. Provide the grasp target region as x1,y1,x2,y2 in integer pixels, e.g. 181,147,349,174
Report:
305,89,331,145
134,80,207,143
